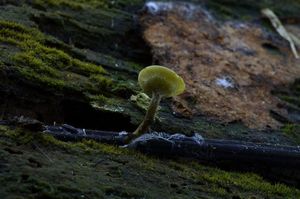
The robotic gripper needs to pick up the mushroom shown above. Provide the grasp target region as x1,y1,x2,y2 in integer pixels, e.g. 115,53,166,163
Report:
129,65,185,140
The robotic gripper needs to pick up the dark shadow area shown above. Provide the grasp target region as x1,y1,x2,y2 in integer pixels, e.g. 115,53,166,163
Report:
0,79,136,132
61,99,136,132
262,42,282,55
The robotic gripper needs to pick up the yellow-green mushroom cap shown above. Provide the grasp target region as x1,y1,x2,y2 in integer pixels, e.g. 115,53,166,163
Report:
138,65,185,97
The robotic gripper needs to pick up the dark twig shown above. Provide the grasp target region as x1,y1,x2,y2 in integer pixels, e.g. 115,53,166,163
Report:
42,124,300,168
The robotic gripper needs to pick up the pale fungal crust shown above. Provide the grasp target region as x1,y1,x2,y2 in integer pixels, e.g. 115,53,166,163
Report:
138,65,185,97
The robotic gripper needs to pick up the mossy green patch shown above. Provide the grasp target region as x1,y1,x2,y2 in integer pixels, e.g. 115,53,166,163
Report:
0,1,153,134
130,92,151,111
274,78,300,143
31,0,109,10
1,125,299,199
279,95,300,107
0,20,109,92
0,60,4,69
89,74,112,90
31,0,143,10
13,52,62,78
0,14,143,131
282,124,300,144
196,163,296,197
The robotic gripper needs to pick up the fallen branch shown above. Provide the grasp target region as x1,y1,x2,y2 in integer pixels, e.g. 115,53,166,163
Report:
42,125,300,186
44,124,128,145
262,8,299,59
43,124,300,169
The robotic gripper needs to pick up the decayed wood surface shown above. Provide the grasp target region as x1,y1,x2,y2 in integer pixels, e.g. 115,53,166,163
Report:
141,2,300,129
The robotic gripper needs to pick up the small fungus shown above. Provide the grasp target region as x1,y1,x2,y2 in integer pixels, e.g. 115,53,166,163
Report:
128,65,185,141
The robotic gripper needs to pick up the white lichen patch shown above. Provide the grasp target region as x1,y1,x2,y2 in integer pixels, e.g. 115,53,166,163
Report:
215,76,235,89
144,1,211,20
118,131,128,136
126,132,204,148
91,102,124,113
145,1,173,14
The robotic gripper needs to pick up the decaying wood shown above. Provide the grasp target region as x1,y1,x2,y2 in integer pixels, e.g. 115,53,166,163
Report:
141,4,300,130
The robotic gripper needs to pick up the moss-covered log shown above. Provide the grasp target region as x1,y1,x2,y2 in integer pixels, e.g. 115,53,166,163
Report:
0,0,300,144
1,125,300,198
0,0,300,197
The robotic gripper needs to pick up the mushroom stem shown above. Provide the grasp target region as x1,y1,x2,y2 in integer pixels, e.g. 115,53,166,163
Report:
132,92,161,137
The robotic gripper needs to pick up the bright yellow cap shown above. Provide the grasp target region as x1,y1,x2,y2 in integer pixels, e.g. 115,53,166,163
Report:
138,65,185,97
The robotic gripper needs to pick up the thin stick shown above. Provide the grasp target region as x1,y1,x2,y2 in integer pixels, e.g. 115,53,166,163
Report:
33,143,54,163
262,8,299,59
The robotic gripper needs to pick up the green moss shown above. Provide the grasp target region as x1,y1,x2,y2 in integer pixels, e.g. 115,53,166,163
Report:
110,80,137,96
13,52,61,77
274,78,300,144
0,60,4,69
0,35,19,46
0,125,300,198
201,168,292,196
1,125,299,198
279,96,300,107
130,92,151,111
282,124,300,144
31,0,143,10
77,140,126,155
18,67,66,89
0,20,110,92
71,59,106,75
25,45,74,70
89,74,112,89
31,0,108,10
0,20,42,37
